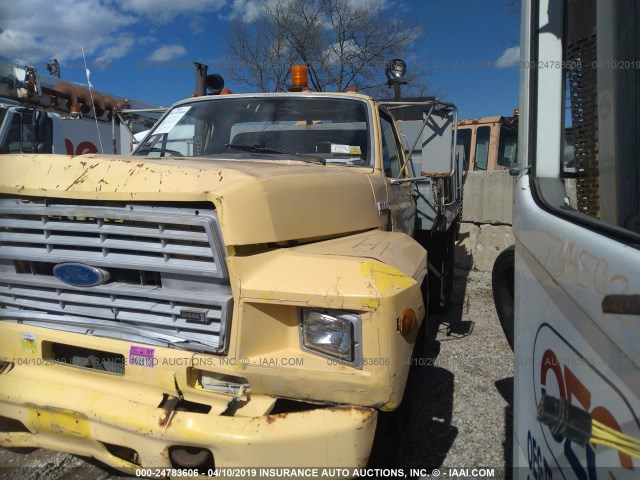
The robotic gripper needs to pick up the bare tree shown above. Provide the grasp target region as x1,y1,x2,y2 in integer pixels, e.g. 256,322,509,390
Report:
224,0,426,94
226,13,298,92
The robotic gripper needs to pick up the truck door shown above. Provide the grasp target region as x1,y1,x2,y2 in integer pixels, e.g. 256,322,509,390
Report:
379,108,415,235
514,1,640,479
0,107,53,154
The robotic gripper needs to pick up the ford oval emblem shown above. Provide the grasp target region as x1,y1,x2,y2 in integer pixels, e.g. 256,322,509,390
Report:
53,263,111,287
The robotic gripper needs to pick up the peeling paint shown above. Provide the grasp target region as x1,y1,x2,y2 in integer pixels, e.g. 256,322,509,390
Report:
362,298,380,310
360,261,414,294
27,405,90,438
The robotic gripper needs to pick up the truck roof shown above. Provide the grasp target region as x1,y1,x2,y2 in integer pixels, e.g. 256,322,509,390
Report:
458,115,517,126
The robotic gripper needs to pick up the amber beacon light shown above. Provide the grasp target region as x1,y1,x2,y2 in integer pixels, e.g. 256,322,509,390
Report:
289,65,310,92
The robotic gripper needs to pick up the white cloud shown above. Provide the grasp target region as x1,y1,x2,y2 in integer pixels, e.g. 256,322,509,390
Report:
227,0,387,23
148,44,187,62
95,35,136,66
228,0,262,22
345,0,386,11
117,0,226,22
137,35,158,46
0,0,224,67
0,0,136,65
324,39,363,66
496,46,520,68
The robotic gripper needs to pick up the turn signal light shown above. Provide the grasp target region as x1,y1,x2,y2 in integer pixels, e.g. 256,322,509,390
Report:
398,308,416,336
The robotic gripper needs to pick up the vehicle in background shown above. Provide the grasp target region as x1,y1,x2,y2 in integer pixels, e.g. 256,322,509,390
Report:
0,64,462,473
0,61,163,155
511,1,639,479
456,113,519,171
459,113,519,346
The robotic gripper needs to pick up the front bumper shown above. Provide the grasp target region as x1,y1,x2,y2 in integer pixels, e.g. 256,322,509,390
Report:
0,362,377,474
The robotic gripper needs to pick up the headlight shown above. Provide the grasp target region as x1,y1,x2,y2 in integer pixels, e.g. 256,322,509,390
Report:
299,309,362,367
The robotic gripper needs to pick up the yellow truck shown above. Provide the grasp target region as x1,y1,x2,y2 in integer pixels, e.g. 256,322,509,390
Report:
457,114,518,172
0,67,461,474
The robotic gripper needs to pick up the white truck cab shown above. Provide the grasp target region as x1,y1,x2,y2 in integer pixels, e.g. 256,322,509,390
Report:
513,1,639,479
0,62,162,155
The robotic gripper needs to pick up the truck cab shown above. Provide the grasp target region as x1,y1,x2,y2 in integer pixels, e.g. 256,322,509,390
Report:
512,1,639,479
0,102,65,154
0,61,162,156
457,114,518,171
0,77,460,473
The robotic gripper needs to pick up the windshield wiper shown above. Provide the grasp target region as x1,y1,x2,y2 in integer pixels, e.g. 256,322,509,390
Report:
134,147,183,157
225,143,325,165
326,158,368,166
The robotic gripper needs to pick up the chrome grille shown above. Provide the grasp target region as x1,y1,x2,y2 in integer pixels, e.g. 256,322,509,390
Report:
0,200,227,278
0,199,232,353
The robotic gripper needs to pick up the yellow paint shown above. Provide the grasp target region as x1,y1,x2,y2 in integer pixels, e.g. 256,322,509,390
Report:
362,298,380,309
1,351,379,471
28,405,90,438
360,261,415,294
21,333,36,353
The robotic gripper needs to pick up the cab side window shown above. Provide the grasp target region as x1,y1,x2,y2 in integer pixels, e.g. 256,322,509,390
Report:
497,125,517,168
456,128,472,170
534,0,640,236
474,126,490,171
379,112,402,178
6,115,22,152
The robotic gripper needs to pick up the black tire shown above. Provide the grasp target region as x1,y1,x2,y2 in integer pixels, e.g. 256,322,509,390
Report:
491,245,515,350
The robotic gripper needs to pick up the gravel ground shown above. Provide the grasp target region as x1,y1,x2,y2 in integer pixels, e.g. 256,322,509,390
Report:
0,269,514,480
401,269,514,478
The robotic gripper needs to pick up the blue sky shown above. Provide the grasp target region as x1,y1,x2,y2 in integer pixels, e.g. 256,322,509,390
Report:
0,0,520,120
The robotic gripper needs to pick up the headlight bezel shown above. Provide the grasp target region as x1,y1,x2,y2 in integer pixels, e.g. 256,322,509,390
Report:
298,308,363,369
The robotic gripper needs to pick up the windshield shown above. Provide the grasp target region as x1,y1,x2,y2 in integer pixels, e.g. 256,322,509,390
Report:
134,95,371,166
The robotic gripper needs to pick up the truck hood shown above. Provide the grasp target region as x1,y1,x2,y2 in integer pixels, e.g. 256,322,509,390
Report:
0,154,384,246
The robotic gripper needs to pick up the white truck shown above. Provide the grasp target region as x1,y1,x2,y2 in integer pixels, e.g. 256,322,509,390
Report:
510,1,640,479
0,62,162,156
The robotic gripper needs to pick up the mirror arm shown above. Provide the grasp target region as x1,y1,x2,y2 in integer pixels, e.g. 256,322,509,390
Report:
390,175,429,185
399,104,435,176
